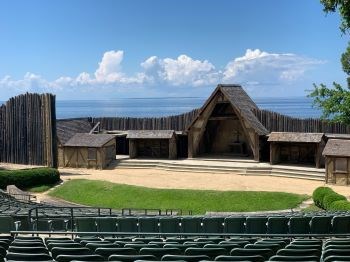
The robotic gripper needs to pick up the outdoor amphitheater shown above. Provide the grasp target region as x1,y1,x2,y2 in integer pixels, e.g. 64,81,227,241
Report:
1,85,350,262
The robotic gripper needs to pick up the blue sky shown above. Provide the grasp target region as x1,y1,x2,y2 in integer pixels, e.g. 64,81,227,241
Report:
0,0,349,100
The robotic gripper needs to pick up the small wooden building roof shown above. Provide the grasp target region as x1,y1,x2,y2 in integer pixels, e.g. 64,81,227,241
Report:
323,139,350,157
57,119,93,145
325,133,350,140
187,84,269,135
64,133,116,148
127,130,175,139
268,132,324,143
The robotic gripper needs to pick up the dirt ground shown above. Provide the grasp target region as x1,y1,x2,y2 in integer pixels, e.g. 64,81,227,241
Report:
1,163,350,196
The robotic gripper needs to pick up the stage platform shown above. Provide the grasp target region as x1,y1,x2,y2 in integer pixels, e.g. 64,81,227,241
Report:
114,155,325,181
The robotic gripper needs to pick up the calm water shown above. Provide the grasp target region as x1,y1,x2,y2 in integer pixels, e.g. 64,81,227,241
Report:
1,97,322,119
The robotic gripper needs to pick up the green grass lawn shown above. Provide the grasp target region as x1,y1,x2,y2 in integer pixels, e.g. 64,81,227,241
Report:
49,179,308,214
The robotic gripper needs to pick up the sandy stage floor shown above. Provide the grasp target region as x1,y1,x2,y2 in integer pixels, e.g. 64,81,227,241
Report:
57,167,350,196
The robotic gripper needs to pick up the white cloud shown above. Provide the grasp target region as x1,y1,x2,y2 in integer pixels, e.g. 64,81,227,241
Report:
223,49,324,85
0,49,325,98
94,50,124,83
140,54,219,86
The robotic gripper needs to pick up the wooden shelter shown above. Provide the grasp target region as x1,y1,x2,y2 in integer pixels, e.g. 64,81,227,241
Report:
127,130,177,159
60,133,116,169
323,139,350,185
268,132,325,168
56,119,93,167
187,84,269,160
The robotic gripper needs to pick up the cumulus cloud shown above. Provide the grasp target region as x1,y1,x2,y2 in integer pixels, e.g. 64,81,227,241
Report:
140,54,219,86
0,49,325,97
223,49,324,85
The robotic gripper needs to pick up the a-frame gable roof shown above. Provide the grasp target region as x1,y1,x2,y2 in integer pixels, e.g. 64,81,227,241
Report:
187,84,269,135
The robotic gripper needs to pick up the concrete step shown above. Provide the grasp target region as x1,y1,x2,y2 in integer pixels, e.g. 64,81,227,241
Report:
117,161,246,173
272,169,324,178
269,172,325,181
115,159,325,181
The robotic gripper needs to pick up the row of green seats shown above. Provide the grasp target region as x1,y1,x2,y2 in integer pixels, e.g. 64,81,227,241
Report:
72,215,350,234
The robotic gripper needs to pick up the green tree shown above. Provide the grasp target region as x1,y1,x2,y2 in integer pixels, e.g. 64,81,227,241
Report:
309,0,350,123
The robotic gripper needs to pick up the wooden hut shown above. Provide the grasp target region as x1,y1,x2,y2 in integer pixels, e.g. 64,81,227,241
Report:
268,132,325,168
61,133,116,169
187,84,269,161
127,130,177,159
323,139,350,185
56,119,93,167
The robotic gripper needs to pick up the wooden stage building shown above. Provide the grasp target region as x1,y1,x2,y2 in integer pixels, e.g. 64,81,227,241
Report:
323,139,350,185
1,84,333,183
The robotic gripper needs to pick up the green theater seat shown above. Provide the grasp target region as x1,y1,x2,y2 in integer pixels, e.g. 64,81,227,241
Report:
223,217,246,233
310,216,332,234
138,217,159,233
75,217,97,232
108,254,157,261
95,217,117,232
202,217,224,233
159,217,180,233
288,216,311,234
116,217,138,232
180,217,202,233
267,216,289,234
245,217,267,234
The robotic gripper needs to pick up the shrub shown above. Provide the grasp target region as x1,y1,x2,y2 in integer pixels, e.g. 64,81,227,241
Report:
312,186,335,209
329,200,350,211
0,168,60,190
323,192,347,210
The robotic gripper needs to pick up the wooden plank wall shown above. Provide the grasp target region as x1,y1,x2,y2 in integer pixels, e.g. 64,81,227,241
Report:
0,93,57,167
92,109,200,131
255,109,350,134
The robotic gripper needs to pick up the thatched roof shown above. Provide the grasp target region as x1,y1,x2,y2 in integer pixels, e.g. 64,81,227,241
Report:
64,133,116,148
268,132,324,143
323,139,350,157
187,84,269,135
57,119,93,145
127,130,175,139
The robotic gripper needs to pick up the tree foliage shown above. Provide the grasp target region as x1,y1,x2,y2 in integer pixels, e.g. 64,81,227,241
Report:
321,0,350,34
309,0,350,123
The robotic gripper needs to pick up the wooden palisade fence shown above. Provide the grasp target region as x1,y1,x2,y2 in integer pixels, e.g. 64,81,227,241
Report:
92,109,200,131
92,108,350,134
0,93,57,167
256,109,350,134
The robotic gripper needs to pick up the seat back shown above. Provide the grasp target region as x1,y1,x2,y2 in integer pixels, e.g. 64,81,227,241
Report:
332,215,350,234
116,217,138,232
202,217,224,233
184,247,228,259
215,254,265,261
223,217,245,233
96,217,117,232
162,254,210,261
138,217,159,232
267,216,289,234
159,217,180,233
310,216,332,234
108,254,157,261
289,216,311,234
139,247,181,259
0,216,15,233
75,217,97,232
180,217,202,233
245,217,267,234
